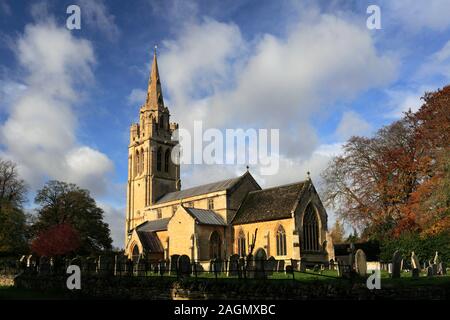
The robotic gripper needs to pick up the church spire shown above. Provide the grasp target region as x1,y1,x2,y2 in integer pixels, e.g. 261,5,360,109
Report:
145,46,164,110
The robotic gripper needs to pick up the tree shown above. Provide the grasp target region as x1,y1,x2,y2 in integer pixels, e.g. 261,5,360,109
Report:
31,223,80,257
32,181,112,254
0,159,29,254
329,219,345,244
321,85,450,240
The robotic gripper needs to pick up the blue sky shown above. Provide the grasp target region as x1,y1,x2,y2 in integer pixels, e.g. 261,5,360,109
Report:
1,0,450,247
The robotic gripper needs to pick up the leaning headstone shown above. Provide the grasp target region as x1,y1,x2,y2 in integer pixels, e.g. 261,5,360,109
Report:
411,251,421,272
392,251,403,278
177,255,191,277
228,254,239,277
355,249,367,277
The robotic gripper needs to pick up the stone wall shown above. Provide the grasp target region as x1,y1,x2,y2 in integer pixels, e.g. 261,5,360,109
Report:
13,274,450,300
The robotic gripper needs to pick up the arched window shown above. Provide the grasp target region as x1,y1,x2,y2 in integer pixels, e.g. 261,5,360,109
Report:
237,230,246,257
276,225,287,256
156,147,162,171
140,149,145,174
164,149,170,172
135,151,140,176
209,231,221,259
302,203,320,252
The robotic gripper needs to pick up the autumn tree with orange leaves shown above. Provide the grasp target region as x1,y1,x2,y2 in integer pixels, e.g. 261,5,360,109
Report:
322,85,450,241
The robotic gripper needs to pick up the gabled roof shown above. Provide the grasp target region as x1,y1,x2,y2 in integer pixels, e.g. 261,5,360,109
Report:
133,218,169,253
184,207,227,226
155,171,260,204
136,218,170,232
231,181,308,225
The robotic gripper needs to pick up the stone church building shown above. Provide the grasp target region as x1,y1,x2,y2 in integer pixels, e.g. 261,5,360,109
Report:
124,51,334,266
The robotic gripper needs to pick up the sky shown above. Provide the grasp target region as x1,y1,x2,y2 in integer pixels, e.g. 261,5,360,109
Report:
1,0,450,248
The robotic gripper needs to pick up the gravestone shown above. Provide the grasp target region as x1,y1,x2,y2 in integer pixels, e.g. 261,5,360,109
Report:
392,251,403,278
265,256,276,276
19,255,27,269
285,265,293,275
433,251,441,264
426,266,433,277
337,261,342,277
411,268,420,278
438,262,446,275
39,256,50,275
27,255,36,269
136,256,146,276
170,255,180,275
238,257,245,278
97,255,114,276
431,264,438,276
411,251,421,272
329,259,335,271
355,249,367,277
177,255,191,277
214,258,223,273
277,260,285,273
228,254,240,277
245,254,255,278
86,257,97,275
159,260,167,275
114,255,126,276
71,257,81,267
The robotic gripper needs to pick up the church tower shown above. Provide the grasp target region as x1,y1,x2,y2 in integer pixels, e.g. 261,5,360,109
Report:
125,49,180,238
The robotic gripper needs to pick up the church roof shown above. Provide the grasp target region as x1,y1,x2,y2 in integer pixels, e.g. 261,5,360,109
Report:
185,207,227,226
155,172,258,204
136,231,164,253
136,218,170,232
231,181,308,225
134,219,168,253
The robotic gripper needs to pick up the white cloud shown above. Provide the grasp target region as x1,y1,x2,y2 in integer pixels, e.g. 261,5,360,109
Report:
417,40,450,81
127,88,146,106
98,202,125,249
0,20,113,196
335,111,372,140
386,0,450,32
159,13,397,160
78,0,120,41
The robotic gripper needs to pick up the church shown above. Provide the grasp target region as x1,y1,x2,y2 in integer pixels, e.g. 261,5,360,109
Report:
124,51,334,267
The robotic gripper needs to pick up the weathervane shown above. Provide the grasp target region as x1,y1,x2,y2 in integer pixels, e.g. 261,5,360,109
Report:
154,44,158,55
